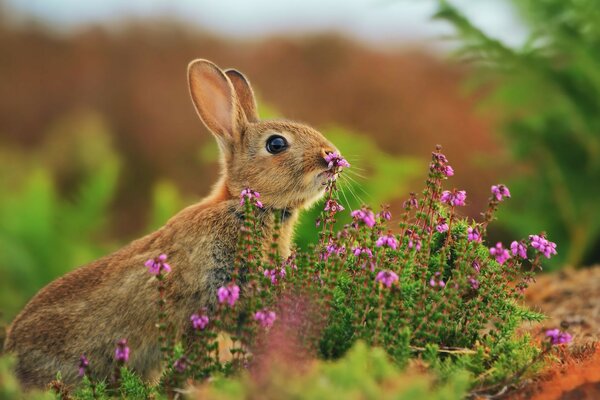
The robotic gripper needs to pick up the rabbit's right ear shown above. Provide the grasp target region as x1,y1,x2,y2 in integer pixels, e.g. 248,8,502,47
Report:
188,59,246,147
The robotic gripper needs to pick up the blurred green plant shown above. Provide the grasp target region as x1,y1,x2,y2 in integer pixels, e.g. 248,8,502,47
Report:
0,112,121,323
196,342,470,400
434,0,600,268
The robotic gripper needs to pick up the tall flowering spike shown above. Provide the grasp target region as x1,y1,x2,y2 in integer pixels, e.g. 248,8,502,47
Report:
217,284,240,307
546,329,572,345
324,151,351,170
491,184,511,202
375,270,399,288
351,208,376,228
324,199,345,214
78,354,89,378
529,234,558,259
375,233,398,250
467,227,482,243
240,188,263,208
440,189,467,207
145,253,171,275
510,241,528,259
115,339,130,363
377,205,392,221
489,242,511,265
430,148,454,178
254,310,277,329
406,230,422,252
190,313,210,330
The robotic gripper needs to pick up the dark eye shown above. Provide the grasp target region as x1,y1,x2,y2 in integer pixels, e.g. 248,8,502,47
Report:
266,135,288,154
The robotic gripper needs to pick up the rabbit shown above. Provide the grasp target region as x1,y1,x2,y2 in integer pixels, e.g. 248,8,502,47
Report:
4,59,339,389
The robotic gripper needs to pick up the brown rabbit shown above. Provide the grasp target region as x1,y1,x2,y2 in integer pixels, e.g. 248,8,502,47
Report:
4,59,339,388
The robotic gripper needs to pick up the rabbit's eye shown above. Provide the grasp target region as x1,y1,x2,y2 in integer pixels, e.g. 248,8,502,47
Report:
266,135,288,154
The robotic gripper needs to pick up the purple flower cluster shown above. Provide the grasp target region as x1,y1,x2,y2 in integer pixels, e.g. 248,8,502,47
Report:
145,254,171,276
264,268,286,285
217,284,240,307
254,309,277,329
545,328,572,345
78,354,89,377
510,241,528,259
173,356,188,373
403,193,418,210
489,242,510,265
467,227,482,243
440,189,467,207
324,151,351,170
375,233,398,250
530,235,558,259
429,272,446,288
376,270,399,288
351,208,376,228
436,218,449,233
467,276,479,290
190,313,210,330
352,246,375,270
324,199,344,214
430,150,454,177
377,207,392,221
491,184,511,202
240,188,263,208
115,339,130,363
406,230,422,251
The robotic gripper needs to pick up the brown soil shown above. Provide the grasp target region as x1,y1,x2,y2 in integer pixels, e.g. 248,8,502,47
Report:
503,267,600,400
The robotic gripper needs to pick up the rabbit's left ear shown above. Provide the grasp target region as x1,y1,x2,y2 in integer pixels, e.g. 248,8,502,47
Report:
225,69,259,123
188,59,246,148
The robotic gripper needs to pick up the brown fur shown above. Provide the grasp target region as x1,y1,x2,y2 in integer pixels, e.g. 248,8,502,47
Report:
4,59,338,388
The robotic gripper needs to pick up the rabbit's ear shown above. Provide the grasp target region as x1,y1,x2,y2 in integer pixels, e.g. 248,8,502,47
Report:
225,69,259,123
188,59,246,145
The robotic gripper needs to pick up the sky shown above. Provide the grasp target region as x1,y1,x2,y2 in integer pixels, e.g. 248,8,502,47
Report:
3,0,529,48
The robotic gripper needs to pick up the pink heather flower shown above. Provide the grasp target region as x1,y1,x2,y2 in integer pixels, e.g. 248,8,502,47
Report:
352,246,375,270
173,356,188,373
529,235,558,259
264,268,286,285
190,313,209,330
377,208,392,221
254,310,277,329
468,276,480,290
217,284,240,307
78,354,89,377
429,272,445,288
510,241,528,259
403,193,418,210
376,270,399,288
440,189,467,207
115,339,130,363
467,227,482,242
406,230,422,251
545,329,572,345
351,208,376,228
375,234,398,250
491,184,511,202
444,165,454,177
240,188,263,208
472,259,481,273
489,242,510,265
324,199,344,213
436,218,449,233
145,253,171,275
324,151,351,170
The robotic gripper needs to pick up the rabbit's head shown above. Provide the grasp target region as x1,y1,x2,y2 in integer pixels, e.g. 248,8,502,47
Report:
188,59,339,210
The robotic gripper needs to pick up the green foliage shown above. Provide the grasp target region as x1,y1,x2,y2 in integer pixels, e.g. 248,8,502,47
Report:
0,112,121,322
197,341,470,400
434,0,600,267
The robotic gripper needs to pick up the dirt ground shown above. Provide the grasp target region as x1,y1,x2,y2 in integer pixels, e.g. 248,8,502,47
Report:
525,266,600,343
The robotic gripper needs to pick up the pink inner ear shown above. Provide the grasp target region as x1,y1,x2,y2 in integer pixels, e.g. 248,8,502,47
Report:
190,65,235,139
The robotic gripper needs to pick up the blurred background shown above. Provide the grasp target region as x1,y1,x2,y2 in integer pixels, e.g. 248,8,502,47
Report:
1,0,599,326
